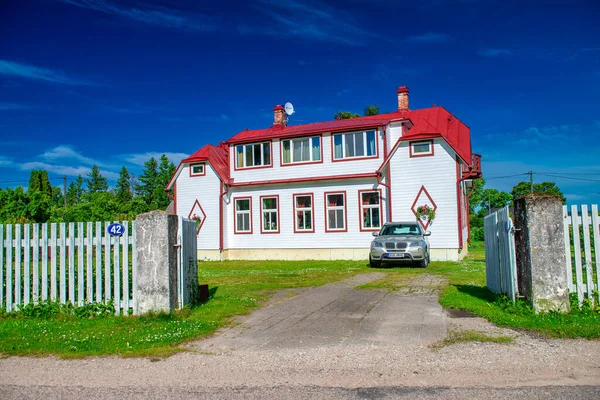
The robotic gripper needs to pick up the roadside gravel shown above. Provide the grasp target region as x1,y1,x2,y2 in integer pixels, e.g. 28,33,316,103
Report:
1,273,599,392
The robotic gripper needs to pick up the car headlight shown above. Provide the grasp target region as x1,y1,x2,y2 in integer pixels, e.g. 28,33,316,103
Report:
371,240,384,248
408,240,426,249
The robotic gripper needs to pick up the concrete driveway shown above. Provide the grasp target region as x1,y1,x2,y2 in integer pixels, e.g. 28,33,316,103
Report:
192,272,447,353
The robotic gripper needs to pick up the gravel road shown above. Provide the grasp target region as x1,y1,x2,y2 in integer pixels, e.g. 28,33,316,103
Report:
1,273,599,399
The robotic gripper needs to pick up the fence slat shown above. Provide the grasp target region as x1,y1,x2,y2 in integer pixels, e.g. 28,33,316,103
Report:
6,225,12,311
68,223,75,304
77,222,84,306
0,225,4,308
132,221,137,315
122,221,129,313
41,224,48,301
86,222,93,302
50,223,57,301
113,234,121,315
571,205,584,304
104,223,111,301
95,221,102,302
15,224,22,309
592,205,600,295
59,223,66,304
563,206,574,292
33,224,39,303
581,206,594,298
24,224,30,306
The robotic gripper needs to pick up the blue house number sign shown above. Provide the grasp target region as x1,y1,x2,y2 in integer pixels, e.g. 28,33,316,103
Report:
107,223,125,237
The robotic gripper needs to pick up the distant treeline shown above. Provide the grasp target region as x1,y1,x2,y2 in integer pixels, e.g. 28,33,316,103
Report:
0,155,176,224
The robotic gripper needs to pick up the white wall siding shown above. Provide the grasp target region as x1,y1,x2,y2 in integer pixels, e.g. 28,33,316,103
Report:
387,122,403,152
175,164,221,250
225,179,387,249
230,130,385,183
389,139,459,250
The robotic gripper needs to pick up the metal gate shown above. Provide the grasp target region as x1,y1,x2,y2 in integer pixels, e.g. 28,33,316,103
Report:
484,206,518,301
177,217,198,308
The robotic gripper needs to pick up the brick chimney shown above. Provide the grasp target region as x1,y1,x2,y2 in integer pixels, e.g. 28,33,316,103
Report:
397,86,409,111
273,105,286,127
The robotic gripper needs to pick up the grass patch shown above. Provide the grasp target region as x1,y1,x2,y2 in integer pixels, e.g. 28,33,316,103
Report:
1,243,599,358
0,260,368,358
431,329,514,350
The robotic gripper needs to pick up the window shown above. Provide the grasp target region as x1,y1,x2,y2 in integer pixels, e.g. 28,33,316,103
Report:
359,190,382,230
261,196,279,233
333,130,377,160
190,163,205,176
325,192,346,232
235,142,271,169
294,194,314,232
410,140,434,157
234,197,252,234
282,136,321,164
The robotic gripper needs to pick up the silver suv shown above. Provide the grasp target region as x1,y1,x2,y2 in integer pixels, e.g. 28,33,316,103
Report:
369,222,431,268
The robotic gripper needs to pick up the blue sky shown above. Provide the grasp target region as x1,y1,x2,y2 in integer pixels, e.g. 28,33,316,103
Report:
1,0,599,205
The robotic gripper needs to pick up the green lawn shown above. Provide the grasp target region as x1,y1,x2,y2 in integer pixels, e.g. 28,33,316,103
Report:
0,245,598,358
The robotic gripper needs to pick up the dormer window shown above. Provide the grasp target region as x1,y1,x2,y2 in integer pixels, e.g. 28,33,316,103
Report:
332,130,377,161
190,163,205,176
410,140,434,157
281,136,322,165
235,142,271,169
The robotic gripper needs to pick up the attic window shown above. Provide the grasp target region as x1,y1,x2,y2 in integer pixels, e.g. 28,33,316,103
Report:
190,163,205,176
235,142,272,169
410,140,434,157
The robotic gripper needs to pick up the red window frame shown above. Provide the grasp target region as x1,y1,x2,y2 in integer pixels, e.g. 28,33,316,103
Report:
233,196,253,234
293,193,315,233
409,140,434,158
324,191,348,232
358,189,383,232
189,162,206,177
260,195,280,234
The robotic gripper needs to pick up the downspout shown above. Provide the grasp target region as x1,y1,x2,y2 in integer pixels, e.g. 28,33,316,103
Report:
465,183,476,243
219,181,229,252
166,183,176,214
456,172,474,248
377,171,393,222
382,126,388,158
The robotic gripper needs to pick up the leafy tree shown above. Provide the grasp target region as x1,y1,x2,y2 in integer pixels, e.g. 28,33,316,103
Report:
115,166,133,203
364,105,380,116
511,181,566,204
481,188,513,212
66,175,85,206
85,165,108,193
136,157,159,207
468,178,486,213
334,111,360,120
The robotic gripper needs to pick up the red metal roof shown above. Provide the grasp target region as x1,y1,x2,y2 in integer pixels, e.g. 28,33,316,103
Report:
181,144,230,182
227,111,408,144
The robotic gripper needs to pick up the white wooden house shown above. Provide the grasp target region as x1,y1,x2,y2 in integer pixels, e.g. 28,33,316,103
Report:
166,86,482,261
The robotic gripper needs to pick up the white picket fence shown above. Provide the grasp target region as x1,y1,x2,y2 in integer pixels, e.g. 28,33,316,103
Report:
0,221,136,314
563,205,599,304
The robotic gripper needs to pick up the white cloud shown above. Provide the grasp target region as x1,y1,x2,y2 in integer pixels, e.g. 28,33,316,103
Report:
0,156,13,166
18,161,119,180
61,0,218,32
41,145,102,166
124,152,189,166
0,60,95,85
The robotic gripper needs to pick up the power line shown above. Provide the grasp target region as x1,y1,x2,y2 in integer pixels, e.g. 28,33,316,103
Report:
535,173,600,183
485,173,529,180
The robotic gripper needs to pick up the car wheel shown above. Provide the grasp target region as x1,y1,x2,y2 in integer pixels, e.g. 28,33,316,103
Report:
369,255,381,268
418,252,429,268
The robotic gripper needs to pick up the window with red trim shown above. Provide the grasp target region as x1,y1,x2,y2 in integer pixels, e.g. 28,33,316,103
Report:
326,192,346,231
294,194,313,232
235,142,271,168
190,163,205,176
234,198,252,233
332,130,377,160
360,191,381,230
261,196,279,233
410,140,433,157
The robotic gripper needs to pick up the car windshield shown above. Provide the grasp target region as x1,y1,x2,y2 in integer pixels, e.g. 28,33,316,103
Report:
380,224,421,236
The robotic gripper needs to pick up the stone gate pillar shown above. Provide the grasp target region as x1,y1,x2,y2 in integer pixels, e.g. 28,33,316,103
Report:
513,195,570,312
135,210,178,314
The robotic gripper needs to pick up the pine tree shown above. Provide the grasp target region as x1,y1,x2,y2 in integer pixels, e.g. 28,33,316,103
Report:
27,169,52,196
153,154,176,209
85,165,108,193
136,157,158,205
28,170,41,193
115,166,133,202
66,175,85,205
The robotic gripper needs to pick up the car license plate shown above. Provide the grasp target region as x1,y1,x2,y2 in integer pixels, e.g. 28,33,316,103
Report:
388,253,405,258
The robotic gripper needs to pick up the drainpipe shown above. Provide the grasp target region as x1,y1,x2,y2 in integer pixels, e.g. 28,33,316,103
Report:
219,182,229,252
382,126,388,159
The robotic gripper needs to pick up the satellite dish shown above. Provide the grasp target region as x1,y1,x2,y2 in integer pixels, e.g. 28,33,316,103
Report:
284,102,295,116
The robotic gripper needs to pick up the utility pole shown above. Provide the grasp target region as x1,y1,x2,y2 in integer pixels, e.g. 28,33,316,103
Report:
63,175,67,207
529,171,533,193
130,173,136,197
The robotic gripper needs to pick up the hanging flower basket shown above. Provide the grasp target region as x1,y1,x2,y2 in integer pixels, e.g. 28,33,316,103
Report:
191,214,202,230
416,204,435,223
